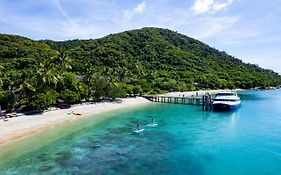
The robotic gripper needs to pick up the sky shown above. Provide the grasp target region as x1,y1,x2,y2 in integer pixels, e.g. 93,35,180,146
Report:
0,0,280,74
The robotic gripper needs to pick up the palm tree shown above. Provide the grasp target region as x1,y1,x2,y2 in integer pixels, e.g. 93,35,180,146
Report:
0,64,5,114
19,81,36,93
134,61,146,78
36,63,60,88
118,68,129,83
54,49,72,72
5,85,18,113
0,64,5,88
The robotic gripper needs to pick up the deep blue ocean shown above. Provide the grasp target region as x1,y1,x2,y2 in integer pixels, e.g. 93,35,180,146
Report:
0,90,281,175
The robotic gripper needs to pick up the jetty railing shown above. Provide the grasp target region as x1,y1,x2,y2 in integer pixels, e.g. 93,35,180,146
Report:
142,94,213,111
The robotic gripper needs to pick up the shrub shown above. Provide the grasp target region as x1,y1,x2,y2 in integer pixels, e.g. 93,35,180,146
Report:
59,89,80,104
27,89,57,110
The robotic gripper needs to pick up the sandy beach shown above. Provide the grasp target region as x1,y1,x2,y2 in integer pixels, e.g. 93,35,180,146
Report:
163,89,240,97
0,97,151,146
0,89,241,146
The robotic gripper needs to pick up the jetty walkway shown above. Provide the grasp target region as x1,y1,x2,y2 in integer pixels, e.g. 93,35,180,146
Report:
142,94,213,111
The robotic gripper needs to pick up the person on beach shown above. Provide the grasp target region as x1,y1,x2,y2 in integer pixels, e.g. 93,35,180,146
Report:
0,106,2,117
0,107,8,121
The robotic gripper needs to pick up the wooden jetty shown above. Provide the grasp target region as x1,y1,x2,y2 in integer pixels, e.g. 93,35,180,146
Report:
142,94,213,111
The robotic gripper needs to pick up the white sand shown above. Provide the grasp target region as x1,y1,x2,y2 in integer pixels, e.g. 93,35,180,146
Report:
163,89,241,97
0,97,150,145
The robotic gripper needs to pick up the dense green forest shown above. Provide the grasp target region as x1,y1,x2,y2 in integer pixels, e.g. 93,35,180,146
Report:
1,27,281,111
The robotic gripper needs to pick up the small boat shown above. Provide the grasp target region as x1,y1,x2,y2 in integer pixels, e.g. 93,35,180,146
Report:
212,91,241,111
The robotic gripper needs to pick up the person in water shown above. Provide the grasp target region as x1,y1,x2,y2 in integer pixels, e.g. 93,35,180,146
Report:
136,122,141,130
151,117,154,124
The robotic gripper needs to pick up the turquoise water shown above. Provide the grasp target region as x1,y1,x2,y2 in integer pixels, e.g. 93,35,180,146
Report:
0,90,281,175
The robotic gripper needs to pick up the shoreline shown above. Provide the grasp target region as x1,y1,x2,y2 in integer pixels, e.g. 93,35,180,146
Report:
0,89,242,146
0,97,151,146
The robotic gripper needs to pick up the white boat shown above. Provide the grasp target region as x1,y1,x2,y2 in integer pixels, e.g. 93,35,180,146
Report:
212,91,241,111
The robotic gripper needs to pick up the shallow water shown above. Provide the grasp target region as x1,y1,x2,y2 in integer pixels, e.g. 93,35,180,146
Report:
0,90,281,175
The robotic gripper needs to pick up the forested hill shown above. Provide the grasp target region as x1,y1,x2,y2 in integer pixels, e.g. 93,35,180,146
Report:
1,28,281,111
42,27,281,90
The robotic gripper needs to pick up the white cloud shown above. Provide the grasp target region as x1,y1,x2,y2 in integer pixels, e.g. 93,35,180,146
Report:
123,2,146,20
50,0,91,38
135,2,146,13
192,0,214,14
51,0,75,25
190,16,239,39
1,0,280,73
192,0,235,15
0,0,239,40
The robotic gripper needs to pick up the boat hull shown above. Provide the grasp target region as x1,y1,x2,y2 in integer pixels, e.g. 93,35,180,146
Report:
212,103,240,111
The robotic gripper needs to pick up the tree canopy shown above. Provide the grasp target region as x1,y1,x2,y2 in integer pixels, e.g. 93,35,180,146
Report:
1,27,281,111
